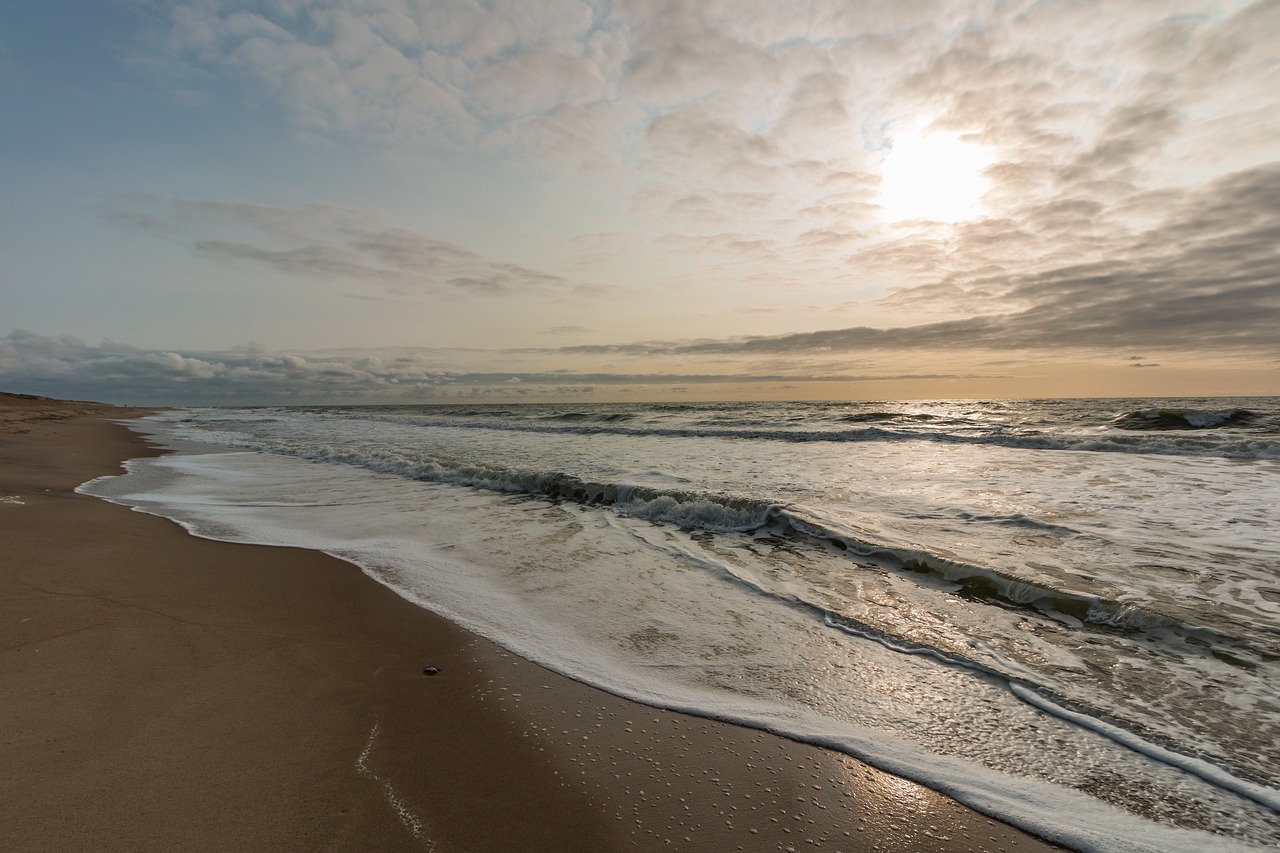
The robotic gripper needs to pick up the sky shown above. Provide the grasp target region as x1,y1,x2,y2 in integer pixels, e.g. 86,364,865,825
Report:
2,0,1278,404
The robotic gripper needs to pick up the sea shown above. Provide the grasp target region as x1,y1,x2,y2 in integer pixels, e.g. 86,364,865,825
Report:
79,397,1280,852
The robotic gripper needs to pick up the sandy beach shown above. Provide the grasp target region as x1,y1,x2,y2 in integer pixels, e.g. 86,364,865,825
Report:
0,394,1066,852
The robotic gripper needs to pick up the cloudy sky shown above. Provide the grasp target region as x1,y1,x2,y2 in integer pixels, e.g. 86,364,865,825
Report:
2,0,1278,403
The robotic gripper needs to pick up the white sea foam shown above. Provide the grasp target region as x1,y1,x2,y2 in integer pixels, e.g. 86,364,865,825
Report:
355,722,432,844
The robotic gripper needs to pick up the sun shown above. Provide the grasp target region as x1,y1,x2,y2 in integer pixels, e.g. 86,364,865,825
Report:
878,127,992,223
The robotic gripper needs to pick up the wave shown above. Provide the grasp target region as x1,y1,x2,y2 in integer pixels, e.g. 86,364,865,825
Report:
837,411,942,424
769,512,1271,663
287,441,782,531
238,436,1270,669
336,411,1280,460
1112,408,1257,431
634,526,1280,812
272,433,1277,814
538,411,637,423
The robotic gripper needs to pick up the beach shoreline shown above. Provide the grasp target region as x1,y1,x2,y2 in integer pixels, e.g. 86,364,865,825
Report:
1,396,1066,852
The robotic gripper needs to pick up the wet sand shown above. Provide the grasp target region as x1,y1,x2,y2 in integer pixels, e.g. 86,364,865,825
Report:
0,394,1066,852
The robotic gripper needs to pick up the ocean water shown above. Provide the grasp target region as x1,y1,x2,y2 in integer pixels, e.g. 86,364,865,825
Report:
80,398,1280,852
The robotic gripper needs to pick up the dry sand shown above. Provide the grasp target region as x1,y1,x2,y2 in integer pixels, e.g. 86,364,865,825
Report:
0,394,1066,852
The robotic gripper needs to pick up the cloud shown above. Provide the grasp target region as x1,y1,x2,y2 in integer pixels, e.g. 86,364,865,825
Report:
1,329,453,402
141,0,624,155
553,161,1280,359
0,329,995,404
97,156,1280,378
616,1,1280,296
35,0,1270,388
849,161,1280,349
125,3,1280,307
107,193,574,297
561,231,1278,358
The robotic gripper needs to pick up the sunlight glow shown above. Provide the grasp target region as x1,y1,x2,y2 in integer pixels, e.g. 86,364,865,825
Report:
879,128,992,223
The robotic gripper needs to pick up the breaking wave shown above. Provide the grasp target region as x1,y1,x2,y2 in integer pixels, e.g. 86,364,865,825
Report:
234,436,1264,664
1112,408,1257,431
243,399,1280,460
